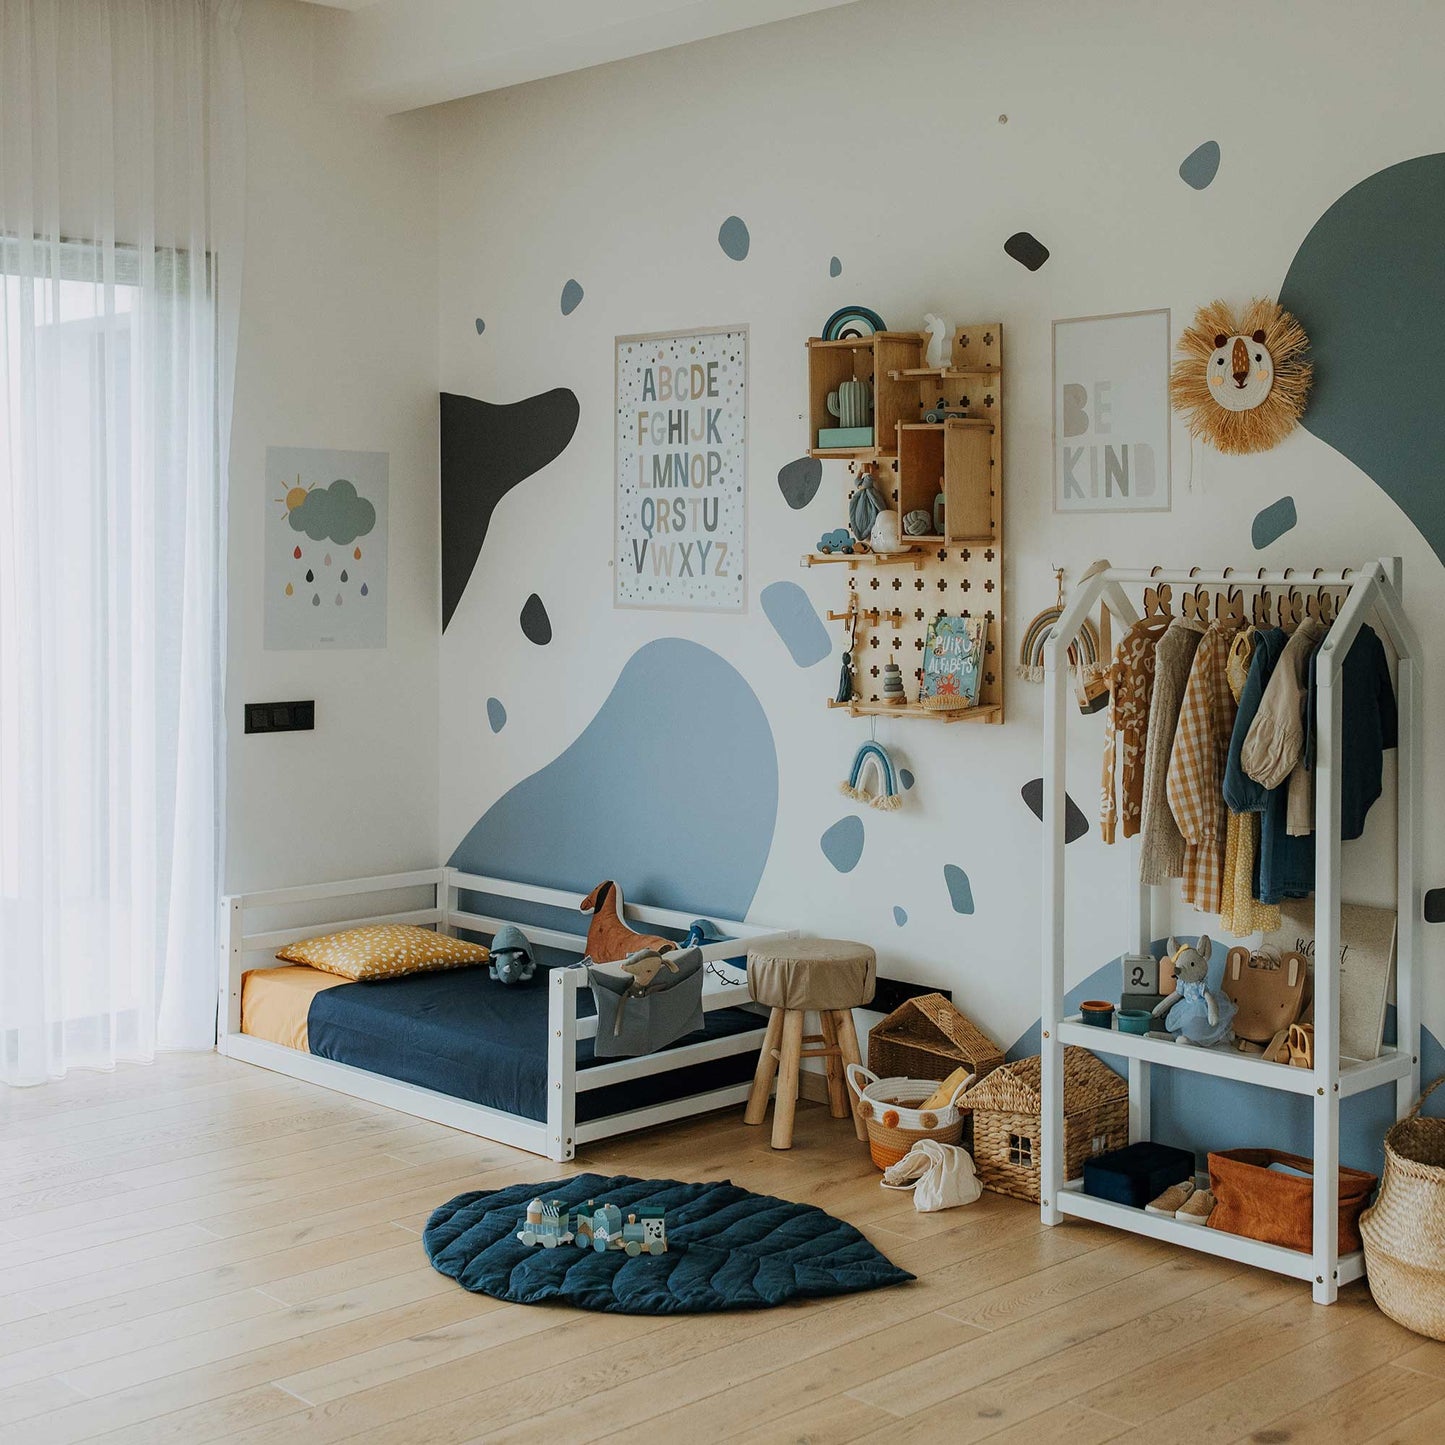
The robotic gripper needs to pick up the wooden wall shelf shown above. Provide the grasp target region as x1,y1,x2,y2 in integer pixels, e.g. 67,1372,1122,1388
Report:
825,700,1004,724
805,321,1006,723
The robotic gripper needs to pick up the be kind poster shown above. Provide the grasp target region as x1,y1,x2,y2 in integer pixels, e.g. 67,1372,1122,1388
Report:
615,326,747,611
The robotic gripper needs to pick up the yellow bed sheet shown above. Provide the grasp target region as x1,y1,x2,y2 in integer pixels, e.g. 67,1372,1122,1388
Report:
241,965,349,1052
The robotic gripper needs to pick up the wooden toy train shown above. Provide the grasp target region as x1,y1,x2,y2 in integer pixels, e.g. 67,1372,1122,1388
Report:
516,1197,667,1256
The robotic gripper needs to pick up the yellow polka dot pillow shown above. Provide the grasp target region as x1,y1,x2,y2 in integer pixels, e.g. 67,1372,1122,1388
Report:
276,924,488,981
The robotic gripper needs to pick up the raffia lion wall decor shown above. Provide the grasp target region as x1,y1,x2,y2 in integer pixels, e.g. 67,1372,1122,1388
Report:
1170,298,1312,455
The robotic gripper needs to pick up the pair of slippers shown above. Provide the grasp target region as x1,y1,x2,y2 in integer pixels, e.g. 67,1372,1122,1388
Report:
1145,1178,1215,1224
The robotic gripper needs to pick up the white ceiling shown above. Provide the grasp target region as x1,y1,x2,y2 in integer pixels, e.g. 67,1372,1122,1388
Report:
296,0,862,113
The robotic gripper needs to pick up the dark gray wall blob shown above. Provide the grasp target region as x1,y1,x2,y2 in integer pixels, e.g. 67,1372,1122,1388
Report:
1280,154,1445,564
1252,496,1297,549
1020,777,1089,843
438,389,580,631
1425,888,1445,923
1179,140,1221,190
718,215,750,260
560,279,584,315
520,593,552,645
448,638,777,920
777,456,823,510
1004,231,1049,271
829,256,842,278
475,317,486,334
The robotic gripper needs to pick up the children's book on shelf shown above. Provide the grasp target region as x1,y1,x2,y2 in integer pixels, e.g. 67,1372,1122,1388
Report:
920,615,985,710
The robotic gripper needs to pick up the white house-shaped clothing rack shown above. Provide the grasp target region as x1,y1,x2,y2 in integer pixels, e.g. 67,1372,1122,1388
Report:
1039,558,1422,1305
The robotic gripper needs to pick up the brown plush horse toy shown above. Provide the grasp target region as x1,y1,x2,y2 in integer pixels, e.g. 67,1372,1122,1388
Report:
579,881,674,964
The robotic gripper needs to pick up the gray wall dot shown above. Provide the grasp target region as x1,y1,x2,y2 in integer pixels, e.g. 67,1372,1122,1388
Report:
718,215,750,261
1179,140,1221,190
560,279,584,315
820,815,864,873
829,256,842,278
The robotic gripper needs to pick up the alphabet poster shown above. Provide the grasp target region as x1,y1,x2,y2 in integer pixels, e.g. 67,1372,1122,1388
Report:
1052,310,1171,513
614,326,747,611
264,446,389,650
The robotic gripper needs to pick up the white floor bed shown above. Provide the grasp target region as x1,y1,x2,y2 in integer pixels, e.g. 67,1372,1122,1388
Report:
219,868,797,1161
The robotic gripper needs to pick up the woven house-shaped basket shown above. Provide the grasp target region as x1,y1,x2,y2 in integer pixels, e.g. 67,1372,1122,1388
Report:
959,1047,1128,1203
867,993,1004,1085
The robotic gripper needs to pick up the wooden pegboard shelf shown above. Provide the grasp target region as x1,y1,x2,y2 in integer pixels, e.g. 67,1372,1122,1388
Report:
826,700,1003,724
807,322,1006,723
888,364,1001,380
802,550,925,570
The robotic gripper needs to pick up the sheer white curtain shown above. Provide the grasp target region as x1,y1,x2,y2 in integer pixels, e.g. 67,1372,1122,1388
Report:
0,0,243,1083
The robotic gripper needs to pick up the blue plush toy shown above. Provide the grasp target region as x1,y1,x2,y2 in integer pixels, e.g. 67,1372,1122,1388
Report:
817,528,854,555
489,923,536,985
1152,935,1235,1046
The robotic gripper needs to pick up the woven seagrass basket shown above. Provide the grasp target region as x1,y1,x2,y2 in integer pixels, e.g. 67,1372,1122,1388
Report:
846,1066,968,1170
1361,1076,1445,1340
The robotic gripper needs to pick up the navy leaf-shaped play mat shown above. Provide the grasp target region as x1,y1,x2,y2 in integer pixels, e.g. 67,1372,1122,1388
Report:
423,1173,913,1314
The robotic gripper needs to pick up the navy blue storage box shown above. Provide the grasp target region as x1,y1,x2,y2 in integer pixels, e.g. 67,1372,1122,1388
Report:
1082,1141,1195,1208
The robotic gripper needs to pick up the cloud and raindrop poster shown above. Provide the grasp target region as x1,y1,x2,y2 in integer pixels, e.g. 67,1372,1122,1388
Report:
264,447,389,650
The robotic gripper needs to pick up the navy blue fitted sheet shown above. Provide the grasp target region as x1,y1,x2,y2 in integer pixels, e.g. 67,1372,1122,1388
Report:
305,965,764,1123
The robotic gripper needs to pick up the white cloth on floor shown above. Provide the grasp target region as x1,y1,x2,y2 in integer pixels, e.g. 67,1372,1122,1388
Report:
880,1140,982,1211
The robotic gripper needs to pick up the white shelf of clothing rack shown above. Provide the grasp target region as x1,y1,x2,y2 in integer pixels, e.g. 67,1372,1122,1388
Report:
1040,558,1422,1306
1055,1018,1414,1098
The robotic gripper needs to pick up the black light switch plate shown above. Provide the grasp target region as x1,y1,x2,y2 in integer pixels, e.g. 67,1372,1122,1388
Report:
869,976,952,1015
245,700,315,734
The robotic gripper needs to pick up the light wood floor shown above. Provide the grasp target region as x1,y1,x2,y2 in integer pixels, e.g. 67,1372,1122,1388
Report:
1,1054,1442,1444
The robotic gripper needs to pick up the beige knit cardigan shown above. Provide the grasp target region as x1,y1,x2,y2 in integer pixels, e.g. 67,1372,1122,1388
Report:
1138,617,1206,887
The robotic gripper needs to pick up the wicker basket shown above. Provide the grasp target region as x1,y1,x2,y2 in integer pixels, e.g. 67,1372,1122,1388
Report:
868,992,1004,1085
846,1065,969,1170
1361,1076,1445,1340
960,1047,1129,1203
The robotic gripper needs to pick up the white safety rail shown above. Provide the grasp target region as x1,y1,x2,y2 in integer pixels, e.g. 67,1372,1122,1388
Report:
221,868,797,1160
1040,558,1422,1305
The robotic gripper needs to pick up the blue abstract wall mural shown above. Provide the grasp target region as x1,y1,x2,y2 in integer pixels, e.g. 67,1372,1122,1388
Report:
449,639,777,921
829,256,842,278
560,278,584,315
474,317,486,335
760,580,830,667
438,389,580,631
1281,153,1445,565
486,697,507,734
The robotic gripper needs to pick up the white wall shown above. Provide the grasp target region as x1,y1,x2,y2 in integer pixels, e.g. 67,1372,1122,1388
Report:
225,0,440,891
432,0,1445,1057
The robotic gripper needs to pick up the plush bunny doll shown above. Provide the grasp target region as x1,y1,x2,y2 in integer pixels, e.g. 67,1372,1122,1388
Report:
1152,936,1236,1046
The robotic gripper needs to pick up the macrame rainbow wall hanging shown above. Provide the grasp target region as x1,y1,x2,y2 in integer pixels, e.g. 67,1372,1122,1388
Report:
1016,607,1100,683
840,741,902,812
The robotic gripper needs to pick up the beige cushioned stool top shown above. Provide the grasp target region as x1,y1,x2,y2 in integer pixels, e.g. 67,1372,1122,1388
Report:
747,937,876,1011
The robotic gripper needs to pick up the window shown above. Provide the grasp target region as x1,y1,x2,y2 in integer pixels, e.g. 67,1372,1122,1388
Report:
1008,1132,1033,1166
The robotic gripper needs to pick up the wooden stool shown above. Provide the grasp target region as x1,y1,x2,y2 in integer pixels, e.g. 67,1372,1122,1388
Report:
743,938,876,1149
